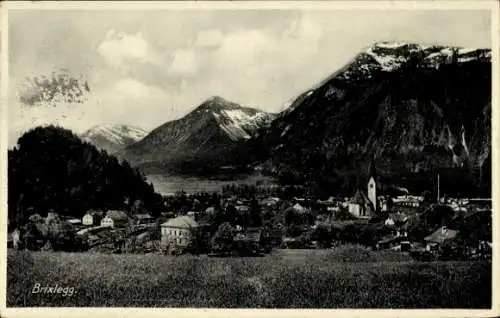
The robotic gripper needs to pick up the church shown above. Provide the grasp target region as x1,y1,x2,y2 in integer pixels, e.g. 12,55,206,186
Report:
347,156,407,219
348,175,378,218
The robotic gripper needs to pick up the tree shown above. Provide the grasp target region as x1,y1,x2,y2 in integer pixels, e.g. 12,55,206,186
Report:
131,199,146,215
211,222,234,255
249,198,262,227
8,126,164,224
312,224,334,248
46,220,78,252
421,191,433,204
424,204,455,229
22,222,44,251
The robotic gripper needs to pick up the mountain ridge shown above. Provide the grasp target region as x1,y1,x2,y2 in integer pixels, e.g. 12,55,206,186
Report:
81,124,148,154
224,41,491,197
120,96,276,173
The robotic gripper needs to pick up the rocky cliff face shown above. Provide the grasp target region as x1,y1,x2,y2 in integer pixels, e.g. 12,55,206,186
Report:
229,42,491,196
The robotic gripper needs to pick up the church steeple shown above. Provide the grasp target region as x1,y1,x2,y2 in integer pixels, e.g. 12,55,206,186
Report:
367,152,378,213
368,152,377,178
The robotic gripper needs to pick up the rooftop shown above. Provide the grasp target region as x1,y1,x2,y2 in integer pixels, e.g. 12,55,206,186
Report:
424,226,459,244
105,210,129,221
161,215,199,229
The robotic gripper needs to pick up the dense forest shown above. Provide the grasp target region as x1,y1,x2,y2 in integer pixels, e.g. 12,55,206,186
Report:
8,126,165,226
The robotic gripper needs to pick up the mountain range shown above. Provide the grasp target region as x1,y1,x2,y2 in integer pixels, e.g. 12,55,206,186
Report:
226,42,492,196
81,124,148,154
119,96,276,173
90,41,491,197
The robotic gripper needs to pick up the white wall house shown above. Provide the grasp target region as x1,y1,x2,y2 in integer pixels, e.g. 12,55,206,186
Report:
160,216,199,247
100,210,129,228
82,211,104,226
82,214,94,226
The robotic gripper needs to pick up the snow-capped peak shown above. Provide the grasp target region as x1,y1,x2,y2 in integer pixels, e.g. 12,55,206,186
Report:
373,41,408,49
279,41,491,116
213,108,275,141
82,124,148,145
187,96,276,141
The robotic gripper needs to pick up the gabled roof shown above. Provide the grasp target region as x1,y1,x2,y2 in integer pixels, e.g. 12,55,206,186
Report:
105,210,129,221
28,214,44,223
424,226,458,244
378,235,407,245
292,203,307,213
349,189,371,205
134,213,154,220
161,215,199,229
86,210,104,217
234,227,262,242
236,205,251,212
205,207,216,214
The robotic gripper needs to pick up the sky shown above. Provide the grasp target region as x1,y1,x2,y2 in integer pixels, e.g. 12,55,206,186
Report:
7,7,492,147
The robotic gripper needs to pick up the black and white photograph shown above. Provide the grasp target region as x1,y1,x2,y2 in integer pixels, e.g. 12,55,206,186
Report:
2,0,497,312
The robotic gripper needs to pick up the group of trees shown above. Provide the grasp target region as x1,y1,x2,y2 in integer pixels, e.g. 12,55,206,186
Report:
163,192,222,214
210,222,272,256
8,126,165,228
15,213,88,252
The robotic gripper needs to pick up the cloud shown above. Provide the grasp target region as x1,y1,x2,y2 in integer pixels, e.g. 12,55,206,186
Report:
167,50,198,77
113,78,153,98
194,29,223,49
97,30,161,70
8,9,491,147
185,14,326,108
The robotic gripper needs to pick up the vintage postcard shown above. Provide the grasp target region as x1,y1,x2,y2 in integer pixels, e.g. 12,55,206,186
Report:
1,0,498,317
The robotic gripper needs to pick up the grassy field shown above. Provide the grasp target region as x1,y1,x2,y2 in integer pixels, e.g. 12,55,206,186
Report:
7,247,491,308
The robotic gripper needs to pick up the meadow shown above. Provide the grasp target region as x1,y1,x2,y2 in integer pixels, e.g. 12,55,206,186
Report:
7,247,491,308
145,174,273,195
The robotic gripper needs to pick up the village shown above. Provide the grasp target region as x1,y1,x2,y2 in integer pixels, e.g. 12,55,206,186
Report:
8,173,492,261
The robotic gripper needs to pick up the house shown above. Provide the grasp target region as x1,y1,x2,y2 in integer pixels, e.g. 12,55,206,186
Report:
348,190,374,218
28,213,44,223
233,227,265,253
100,210,130,228
134,213,155,225
424,226,459,251
12,228,21,249
205,207,216,215
82,210,104,226
234,227,263,243
186,211,197,220
260,197,280,207
235,205,251,215
292,203,307,213
385,212,408,228
66,218,82,226
160,211,176,218
46,211,59,222
393,195,423,208
160,215,200,248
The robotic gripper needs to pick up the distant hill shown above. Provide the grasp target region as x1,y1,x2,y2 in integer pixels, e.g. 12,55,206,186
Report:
8,125,164,224
120,96,275,175
226,42,491,197
81,124,148,154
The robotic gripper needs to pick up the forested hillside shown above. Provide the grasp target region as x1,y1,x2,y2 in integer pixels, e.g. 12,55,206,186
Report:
8,126,165,225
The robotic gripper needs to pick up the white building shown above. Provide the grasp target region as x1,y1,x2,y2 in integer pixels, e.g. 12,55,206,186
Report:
160,216,200,247
100,210,129,228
